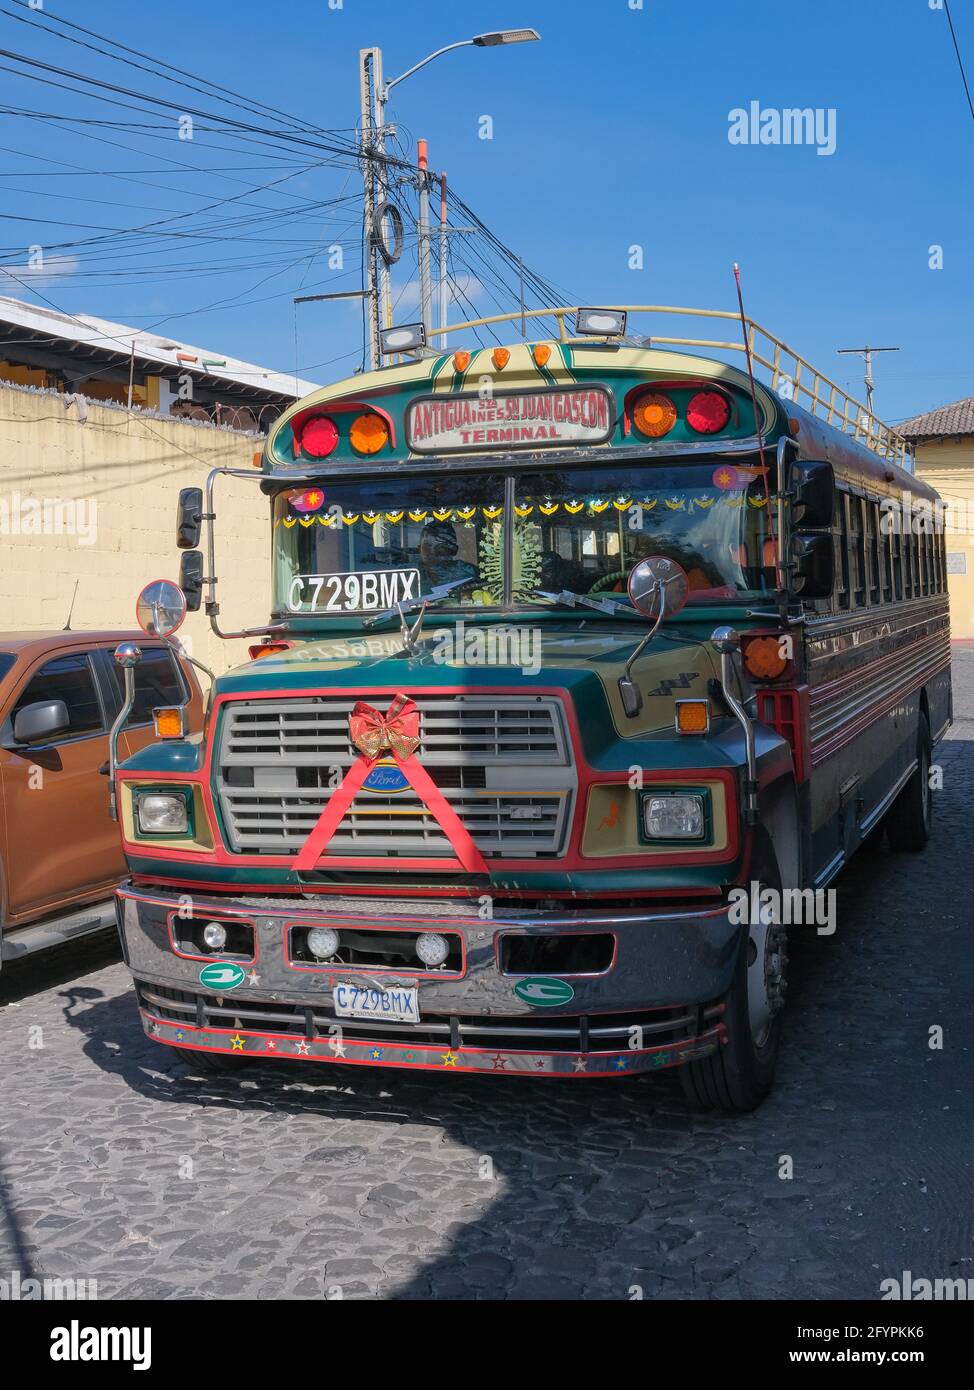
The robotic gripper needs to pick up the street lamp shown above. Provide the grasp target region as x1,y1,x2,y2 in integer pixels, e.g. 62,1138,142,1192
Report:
383,29,540,98
359,29,541,369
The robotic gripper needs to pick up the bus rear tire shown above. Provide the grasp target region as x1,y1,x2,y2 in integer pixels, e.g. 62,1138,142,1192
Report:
680,837,786,1113
885,711,932,853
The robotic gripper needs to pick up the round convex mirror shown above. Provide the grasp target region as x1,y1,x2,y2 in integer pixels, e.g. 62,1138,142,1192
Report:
136,579,187,638
627,556,689,619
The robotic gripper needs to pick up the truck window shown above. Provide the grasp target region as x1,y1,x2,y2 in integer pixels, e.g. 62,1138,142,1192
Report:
109,646,187,724
12,653,104,737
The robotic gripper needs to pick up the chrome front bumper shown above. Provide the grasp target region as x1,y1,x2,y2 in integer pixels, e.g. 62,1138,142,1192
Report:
116,885,740,1078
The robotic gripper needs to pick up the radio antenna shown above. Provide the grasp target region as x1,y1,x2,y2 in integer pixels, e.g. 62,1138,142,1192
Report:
63,580,80,631
733,263,781,591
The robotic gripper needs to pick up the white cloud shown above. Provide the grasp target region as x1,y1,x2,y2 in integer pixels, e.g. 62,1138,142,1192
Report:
0,255,81,290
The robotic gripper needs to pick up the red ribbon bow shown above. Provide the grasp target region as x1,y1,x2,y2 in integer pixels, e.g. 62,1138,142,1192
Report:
293,694,489,875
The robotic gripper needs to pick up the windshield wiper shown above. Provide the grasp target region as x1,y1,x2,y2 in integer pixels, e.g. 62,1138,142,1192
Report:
361,576,469,653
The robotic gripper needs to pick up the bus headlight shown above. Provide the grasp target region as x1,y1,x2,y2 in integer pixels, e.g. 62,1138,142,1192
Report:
135,790,191,835
642,793,706,841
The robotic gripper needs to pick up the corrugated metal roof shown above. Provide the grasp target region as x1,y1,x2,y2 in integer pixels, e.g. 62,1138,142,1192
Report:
897,395,974,441
0,294,318,400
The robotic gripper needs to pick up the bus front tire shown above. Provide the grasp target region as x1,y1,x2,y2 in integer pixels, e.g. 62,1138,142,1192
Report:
680,839,786,1113
885,711,932,853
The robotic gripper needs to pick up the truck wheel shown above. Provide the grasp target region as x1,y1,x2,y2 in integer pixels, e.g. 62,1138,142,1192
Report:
172,1046,249,1074
885,711,932,852
680,838,787,1112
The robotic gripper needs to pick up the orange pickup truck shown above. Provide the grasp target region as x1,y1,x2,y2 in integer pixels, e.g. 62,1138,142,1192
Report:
0,631,203,968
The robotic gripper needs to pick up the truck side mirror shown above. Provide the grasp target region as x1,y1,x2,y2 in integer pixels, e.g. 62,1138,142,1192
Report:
790,460,834,528
13,698,70,745
179,551,204,612
177,487,203,549
790,532,834,599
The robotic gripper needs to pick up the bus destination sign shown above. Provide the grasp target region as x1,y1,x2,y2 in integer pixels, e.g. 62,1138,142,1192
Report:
406,387,614,454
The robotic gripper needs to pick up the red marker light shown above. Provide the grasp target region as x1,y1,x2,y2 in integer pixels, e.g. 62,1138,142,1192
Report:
687,391,731,434
298,415,339,458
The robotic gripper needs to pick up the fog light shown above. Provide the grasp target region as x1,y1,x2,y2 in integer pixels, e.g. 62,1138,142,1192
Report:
307,927,340,960
415,932,449,967
202,922,227,951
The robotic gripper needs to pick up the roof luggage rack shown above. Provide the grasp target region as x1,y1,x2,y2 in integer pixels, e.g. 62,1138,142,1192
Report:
427,304,912,470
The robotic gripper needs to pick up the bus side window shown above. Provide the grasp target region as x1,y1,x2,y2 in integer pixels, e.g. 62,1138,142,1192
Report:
866,501,881,605
848,495,866,607
902,528,913,599
833,492,850,611
891,529,903,600
919,527,929,596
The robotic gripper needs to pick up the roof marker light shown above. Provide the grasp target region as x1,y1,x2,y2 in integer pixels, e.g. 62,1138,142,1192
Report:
297,416,339,459
349,413,388,455
453,350,471,372
633,392,677,439
492,347,511,370
533,344,552,367
687,390,731,434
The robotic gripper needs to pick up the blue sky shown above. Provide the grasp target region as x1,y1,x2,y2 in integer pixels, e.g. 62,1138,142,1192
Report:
0,0,969,422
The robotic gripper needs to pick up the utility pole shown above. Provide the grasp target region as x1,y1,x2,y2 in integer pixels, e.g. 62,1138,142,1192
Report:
358,48,382,371
438,171,449,344
837,344,900,415
417,140,433,340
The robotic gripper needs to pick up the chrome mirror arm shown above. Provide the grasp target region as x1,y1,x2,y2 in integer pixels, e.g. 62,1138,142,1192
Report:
711,626,758,825
109,642,142,821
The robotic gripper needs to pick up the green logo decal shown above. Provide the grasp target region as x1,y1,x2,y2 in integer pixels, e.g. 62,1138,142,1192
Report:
513,976,575,1007
198,962,246,991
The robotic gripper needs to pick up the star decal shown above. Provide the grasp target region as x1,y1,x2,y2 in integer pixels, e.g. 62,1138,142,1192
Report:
441,1050,459,1068
295,1040,310,1056
652,1052,670,1068
490,1053,508,1071
368,1047,383,1061
403,1051,416,1063
572,1055,588,1072
247,970,261,986
535,1058,548,1071
265,1039,276,1050
175,1030,185,1042
612,1056,629,1071
230,1034,245,1052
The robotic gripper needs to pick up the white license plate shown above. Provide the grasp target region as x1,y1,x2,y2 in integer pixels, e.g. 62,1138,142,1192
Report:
333,981,420,1025
288,568,420,613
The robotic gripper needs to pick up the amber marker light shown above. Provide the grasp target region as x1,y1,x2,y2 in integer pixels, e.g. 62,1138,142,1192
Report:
153,707,186,738
453,350,471,372
633,392,677,439
492,347,511,370
674,700,710,735
743,635,789,680
249,641,293,661
533,344,552,367
349,413,388,455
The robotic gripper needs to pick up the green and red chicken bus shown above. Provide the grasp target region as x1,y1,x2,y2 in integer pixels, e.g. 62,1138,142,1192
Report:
110,305,951,1110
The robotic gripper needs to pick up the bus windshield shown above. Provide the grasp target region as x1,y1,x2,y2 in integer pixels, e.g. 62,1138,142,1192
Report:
271,456,776,617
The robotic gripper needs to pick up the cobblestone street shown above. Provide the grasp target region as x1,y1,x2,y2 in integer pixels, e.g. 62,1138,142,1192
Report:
2,651,972,1302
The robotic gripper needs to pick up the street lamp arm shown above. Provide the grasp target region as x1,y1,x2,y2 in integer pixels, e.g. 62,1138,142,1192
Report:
383,40,474,98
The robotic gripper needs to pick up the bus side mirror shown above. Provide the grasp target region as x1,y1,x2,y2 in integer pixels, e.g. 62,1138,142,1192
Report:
179,551,204,611
790,460,834,528
790,532,834,599
177,487,203,549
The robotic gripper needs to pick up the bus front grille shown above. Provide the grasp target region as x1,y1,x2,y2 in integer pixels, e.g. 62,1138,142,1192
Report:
215,694,576,860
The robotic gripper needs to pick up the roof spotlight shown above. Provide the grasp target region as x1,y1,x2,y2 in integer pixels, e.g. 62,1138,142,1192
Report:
380,321,427,355
575,307,628,339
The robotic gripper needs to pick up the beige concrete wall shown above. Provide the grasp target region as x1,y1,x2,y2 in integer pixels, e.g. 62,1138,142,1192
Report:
0,384,270,673
914,437,974,640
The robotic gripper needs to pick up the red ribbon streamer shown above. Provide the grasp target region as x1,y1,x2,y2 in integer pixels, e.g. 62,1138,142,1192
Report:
293,694,489,875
